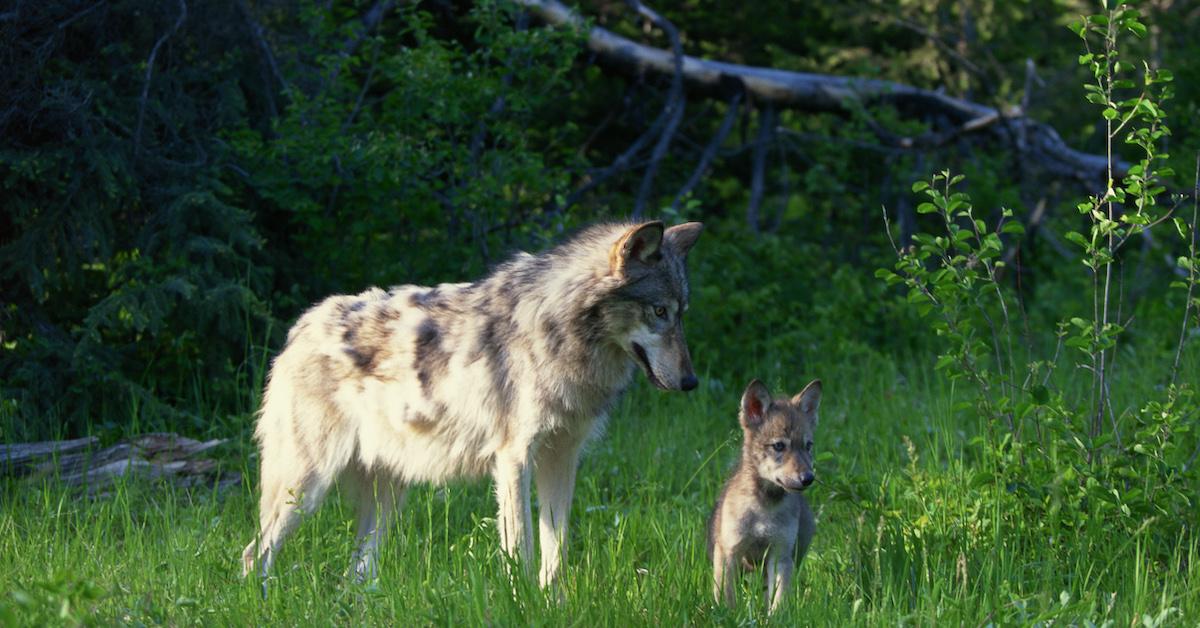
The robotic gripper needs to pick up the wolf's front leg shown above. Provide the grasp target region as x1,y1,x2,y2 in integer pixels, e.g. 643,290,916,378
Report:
535,431,583,589
494,446,534,573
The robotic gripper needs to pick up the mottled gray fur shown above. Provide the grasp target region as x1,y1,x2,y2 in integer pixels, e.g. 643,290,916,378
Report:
241,221,703,589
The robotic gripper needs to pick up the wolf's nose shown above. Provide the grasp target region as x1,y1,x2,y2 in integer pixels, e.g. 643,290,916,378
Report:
680,375,698,391
800,472,815,487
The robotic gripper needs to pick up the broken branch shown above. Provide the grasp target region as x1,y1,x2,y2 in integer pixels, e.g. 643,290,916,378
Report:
516,0,1127,183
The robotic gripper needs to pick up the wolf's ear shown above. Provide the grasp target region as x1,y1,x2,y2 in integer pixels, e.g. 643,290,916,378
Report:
792,379,822,418
610,221,665,277
740,379,772,429
663,222,703,257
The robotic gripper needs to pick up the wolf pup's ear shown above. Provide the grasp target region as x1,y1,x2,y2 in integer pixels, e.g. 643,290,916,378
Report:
792,379,822,418
740,379,772,429
663,222,703,257
610,221,665,277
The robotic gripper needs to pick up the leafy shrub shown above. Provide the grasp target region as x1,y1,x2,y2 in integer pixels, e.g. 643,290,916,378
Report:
875,1,1197,562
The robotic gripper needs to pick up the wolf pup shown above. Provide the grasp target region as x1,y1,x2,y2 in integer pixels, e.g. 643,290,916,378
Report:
707,378,821,614
241,221,702,589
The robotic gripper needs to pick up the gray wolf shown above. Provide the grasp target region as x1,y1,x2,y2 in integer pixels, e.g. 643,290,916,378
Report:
241,220,703,589
707,378,822,614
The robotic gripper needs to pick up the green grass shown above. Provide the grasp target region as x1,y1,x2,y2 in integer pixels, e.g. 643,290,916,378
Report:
1,350,1197,626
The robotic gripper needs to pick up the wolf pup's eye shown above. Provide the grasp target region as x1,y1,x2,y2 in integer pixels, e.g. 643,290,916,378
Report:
653,306,667,319
771,441,786,453
806,441,814,451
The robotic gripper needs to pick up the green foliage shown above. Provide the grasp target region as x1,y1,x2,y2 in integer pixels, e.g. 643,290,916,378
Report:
878,3,1198,563
231,1,586,293
0,1,589,440
5,0,1200,443
687,212,918,386
0,0,274,439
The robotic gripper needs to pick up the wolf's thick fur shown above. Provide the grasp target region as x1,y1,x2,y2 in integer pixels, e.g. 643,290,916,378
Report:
707,378,822,614
241,221,702,587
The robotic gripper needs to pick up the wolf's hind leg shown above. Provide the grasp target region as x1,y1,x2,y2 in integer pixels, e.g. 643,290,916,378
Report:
242,466,336,585
347,470,407,581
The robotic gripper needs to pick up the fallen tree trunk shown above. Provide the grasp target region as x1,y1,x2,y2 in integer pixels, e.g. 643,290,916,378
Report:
1,433,240,496
516,0,1125,183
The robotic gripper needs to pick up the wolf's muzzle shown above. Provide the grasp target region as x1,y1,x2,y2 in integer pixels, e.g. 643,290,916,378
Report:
631,342,669,390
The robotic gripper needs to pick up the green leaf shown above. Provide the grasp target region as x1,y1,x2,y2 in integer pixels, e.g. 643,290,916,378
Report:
1031,385,1050,405
1001,221,1025,235
917,202,938,214
911,181,930,193
1064,231,1089,248
1173,218,1188,240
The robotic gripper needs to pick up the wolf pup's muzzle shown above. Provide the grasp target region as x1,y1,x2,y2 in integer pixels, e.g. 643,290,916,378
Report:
779,471,815,492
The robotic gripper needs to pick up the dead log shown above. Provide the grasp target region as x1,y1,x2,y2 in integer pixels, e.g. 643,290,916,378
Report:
1,433,239,496
516,0,1125,183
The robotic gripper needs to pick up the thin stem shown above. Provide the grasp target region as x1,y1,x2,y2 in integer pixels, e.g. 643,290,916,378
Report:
1093,10,1119,447
1170,153,1200,387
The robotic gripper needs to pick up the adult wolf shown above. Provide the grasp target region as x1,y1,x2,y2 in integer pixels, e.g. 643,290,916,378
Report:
241,220,703,589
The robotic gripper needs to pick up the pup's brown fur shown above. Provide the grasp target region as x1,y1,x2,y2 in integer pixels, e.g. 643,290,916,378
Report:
707,378,821,614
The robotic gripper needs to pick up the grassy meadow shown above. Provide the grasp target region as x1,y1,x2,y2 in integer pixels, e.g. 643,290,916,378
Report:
2,345,1197,626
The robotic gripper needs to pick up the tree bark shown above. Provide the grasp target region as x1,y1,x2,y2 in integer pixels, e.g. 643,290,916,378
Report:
516,0,1125,183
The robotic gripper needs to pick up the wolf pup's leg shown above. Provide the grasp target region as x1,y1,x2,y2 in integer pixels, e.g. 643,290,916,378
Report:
765,551,794,615
494,445,535,574
712,546,736,606
534,430,585,589
796,497,815,563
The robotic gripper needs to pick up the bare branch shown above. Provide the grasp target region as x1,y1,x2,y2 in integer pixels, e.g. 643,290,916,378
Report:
768,122,790,232
319,1,395,97
746,105,775,234
629,0,684,218
670,91,741,212
517,0,1127,183
1171,153,1200,388
134,0,187,155
562,104,667,210
237,0,286,116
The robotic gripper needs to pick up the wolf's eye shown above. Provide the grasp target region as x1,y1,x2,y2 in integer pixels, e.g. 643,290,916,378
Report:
771,441,786,453
805,441,814,451
653,306,667,319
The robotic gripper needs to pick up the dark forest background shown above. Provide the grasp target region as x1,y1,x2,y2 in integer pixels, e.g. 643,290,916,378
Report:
2,0,1198,441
